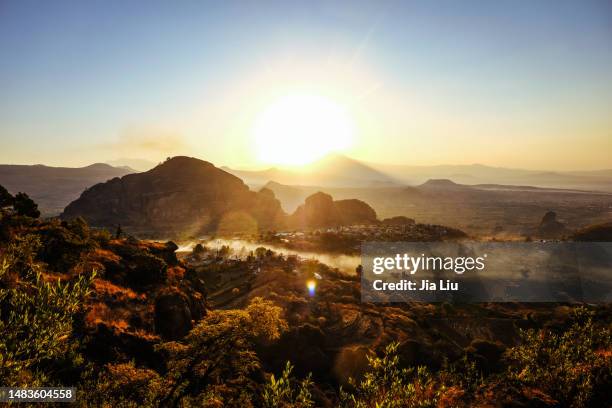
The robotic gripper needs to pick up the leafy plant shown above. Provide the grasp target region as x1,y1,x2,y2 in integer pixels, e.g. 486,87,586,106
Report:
262,361,314,408
506,307,612,407
340,342,444,408
0,234,95,386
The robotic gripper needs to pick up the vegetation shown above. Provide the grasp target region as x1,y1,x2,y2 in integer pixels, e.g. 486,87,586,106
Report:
506,307,612,407
0,190,610,407
156,297,288,406
262,362,314,408
339,342,443,408
0,234,94,386
13,192,40,218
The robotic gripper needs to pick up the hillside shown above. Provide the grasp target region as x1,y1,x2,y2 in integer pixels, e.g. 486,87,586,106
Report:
1,206,610,407
0,163,133,215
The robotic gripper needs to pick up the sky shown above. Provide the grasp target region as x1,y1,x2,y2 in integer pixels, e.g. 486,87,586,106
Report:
1,0,611,170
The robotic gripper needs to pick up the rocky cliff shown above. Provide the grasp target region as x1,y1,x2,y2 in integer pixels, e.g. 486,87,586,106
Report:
61,157,285,235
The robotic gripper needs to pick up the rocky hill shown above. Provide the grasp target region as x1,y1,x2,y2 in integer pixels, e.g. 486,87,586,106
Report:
61,157,285,236
0,163,133,215
288,191,377,229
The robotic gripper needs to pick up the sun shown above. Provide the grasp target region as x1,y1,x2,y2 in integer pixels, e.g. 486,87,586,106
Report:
252,94,354,166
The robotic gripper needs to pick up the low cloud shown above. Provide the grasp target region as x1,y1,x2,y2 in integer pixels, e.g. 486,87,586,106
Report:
104,126,187,155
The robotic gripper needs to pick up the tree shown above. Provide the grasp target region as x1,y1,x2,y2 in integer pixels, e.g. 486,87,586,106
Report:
0,184,13,208
13,192,40,218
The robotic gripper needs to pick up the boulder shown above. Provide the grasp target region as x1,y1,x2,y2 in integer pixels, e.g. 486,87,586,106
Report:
154,288,194,340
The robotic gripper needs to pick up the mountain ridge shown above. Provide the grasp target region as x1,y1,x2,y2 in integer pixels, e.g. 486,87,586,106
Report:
0,163,134,215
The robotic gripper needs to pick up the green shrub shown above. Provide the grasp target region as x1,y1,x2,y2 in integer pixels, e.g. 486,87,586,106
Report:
0,234,95,386
262,361,314,408
339,342,444,408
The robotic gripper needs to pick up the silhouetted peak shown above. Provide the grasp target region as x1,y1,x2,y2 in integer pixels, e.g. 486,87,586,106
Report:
152,156,215,172
85,163,117,170
418,179,470,191
541,210,558,224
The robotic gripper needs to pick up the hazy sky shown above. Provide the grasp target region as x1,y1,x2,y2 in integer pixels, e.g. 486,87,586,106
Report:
1,0,611,170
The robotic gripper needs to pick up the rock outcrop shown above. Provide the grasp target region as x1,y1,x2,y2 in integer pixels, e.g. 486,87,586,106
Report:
288,192,377,229
536,211,568,238
154,288,202,340
61,157,285,235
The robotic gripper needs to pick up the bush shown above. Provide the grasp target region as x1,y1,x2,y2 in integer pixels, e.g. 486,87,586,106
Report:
156,297,288,406
340,342,444,408
506,307,612,407
79,362,164,408
262,361,314,408
0,234,95,386
35,219,97,271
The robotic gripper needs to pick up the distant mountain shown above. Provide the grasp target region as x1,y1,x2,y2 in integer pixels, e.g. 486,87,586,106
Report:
368,162,612,192
417,179,474,192
106,158,158,172
227,155,612,192
61,156,286,236
0,163,134,215
224,153,398,188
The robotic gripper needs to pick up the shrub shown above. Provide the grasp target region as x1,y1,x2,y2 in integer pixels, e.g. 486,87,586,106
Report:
0,234,95,386
340,342,444,408
506,307,612,407
156,297,288,406
262,361,314,408
79,362,164,408
35,219,97,271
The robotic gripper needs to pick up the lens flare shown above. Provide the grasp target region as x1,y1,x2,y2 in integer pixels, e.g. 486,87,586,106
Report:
306,279,316,297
